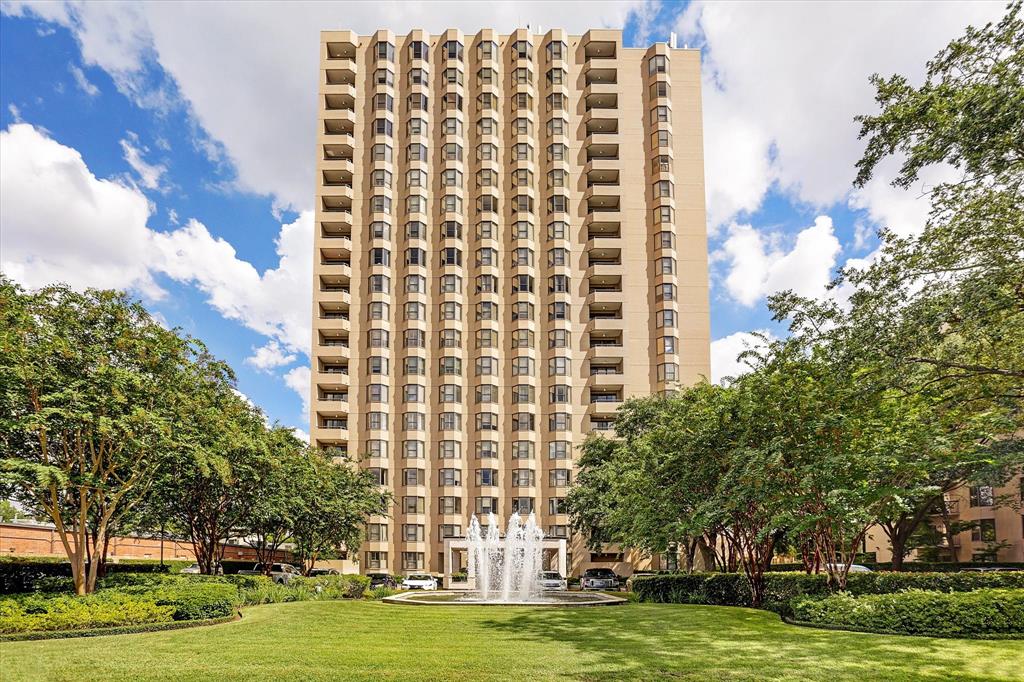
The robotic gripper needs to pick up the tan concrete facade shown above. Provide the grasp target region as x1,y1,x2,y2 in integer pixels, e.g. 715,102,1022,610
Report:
310,29,709,577
866,476,1024,564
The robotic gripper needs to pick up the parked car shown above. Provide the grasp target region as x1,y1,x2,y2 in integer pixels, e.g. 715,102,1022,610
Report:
180,563,201,574
401,573,438,590
581,568,619,590
824,563,873,573
537,571,567,591
238,562,303,585
961,567,1017,572
368,573,398,589
308,567,340,576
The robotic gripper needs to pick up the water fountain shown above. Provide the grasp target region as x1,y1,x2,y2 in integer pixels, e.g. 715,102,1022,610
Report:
467,512,546,602
384,512,626,607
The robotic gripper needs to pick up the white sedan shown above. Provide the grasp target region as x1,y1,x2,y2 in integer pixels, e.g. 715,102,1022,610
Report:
402,573,438,590
537,571,567,591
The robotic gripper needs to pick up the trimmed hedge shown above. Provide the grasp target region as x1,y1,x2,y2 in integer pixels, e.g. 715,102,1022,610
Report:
0,612,238,642
631,571,1024,612
0,591,175,634
768,561,1024,573
0,557,176,594
791,589,1024,638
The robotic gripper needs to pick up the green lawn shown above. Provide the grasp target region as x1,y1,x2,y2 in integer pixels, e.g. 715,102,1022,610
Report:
2,600,1021,681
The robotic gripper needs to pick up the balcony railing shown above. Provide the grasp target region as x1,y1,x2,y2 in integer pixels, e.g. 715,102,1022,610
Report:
589,339,622,347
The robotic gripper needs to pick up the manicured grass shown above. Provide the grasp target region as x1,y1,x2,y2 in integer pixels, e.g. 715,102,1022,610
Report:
1,600,1021,681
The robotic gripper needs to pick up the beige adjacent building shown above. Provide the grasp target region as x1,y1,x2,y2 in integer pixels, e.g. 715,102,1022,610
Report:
866,477,1024,564
310,28,710,578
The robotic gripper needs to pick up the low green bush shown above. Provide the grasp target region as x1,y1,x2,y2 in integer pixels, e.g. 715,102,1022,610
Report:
791,588,1024,637
368,586,397,600
134,583,239,621
632,570,1024,612
290,574,371,600
0,592,175,634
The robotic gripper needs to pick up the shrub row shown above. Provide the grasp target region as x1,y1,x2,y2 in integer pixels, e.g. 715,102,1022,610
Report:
790,589,1024,638
631,571,1024,612
767,561,1024,573
0,591,176,634
0,557,177,594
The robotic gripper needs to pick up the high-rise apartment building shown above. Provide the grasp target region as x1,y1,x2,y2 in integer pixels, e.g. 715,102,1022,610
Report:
310,28,709,578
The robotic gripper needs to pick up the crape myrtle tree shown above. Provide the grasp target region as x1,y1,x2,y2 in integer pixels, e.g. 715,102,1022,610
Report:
291,451,391,575
149,362,269,575
771,2,1024,566
240,427,311,576
0,278,195,594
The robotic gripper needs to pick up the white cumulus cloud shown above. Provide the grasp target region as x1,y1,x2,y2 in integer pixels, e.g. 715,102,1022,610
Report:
717,215,841,307
710,330,777,384
246,340,298,373
284,366,311,423
1,121,312,377
4,0,649,211
677,1,1003,230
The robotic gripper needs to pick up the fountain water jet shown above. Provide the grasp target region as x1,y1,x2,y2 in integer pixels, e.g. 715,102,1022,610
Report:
465,512,546,603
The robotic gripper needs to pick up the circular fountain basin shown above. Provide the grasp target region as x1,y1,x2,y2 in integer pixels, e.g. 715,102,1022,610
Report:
383,590,627,607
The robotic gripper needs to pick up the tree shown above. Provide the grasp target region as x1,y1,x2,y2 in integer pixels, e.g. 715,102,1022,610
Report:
771,4,1024,566
291,452,390,575
0,278,194,594
149,365,268,575
241,429,311,575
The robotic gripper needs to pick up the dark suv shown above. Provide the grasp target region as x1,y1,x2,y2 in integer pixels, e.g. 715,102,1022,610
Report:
581,568,619,590
367,573,397,589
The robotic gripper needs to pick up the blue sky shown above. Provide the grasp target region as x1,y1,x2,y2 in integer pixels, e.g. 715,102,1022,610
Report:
0,1,1001,439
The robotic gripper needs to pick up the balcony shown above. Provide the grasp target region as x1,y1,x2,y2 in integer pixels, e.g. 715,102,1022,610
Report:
325,41,357,60
322,115,355,137
316,365,350,392
322,143,353,163
319,274,350,292
319,257,351,279
584,67,617,86
586,143,619,162
322,82,357,101
323,93,355,113
588,275,621,294
586,167,619,189
585,117,618,137
588,302,622,320
325,63,356,85
584,91,617,111
584,39,617,61
321,168,353,189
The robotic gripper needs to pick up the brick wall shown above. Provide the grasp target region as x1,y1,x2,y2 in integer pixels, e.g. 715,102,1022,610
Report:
0,522,283,563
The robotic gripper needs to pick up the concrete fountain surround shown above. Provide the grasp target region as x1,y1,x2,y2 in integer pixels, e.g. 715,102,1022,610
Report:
383,590,627,607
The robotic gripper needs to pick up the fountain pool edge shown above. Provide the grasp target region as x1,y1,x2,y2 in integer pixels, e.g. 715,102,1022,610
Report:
382,590,628,607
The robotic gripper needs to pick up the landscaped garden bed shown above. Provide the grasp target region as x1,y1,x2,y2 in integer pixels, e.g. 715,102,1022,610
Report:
0,572,370,639
630,571,1024,638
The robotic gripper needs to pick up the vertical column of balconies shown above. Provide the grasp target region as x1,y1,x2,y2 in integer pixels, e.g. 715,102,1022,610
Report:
505,29,540,525
469,31,503,538
314,34,357,458
539,30,574,541
432,29,467,573
580,33,625,437
643,45,680,394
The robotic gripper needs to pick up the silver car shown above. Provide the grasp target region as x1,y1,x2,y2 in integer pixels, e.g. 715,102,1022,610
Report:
537,571,567,591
